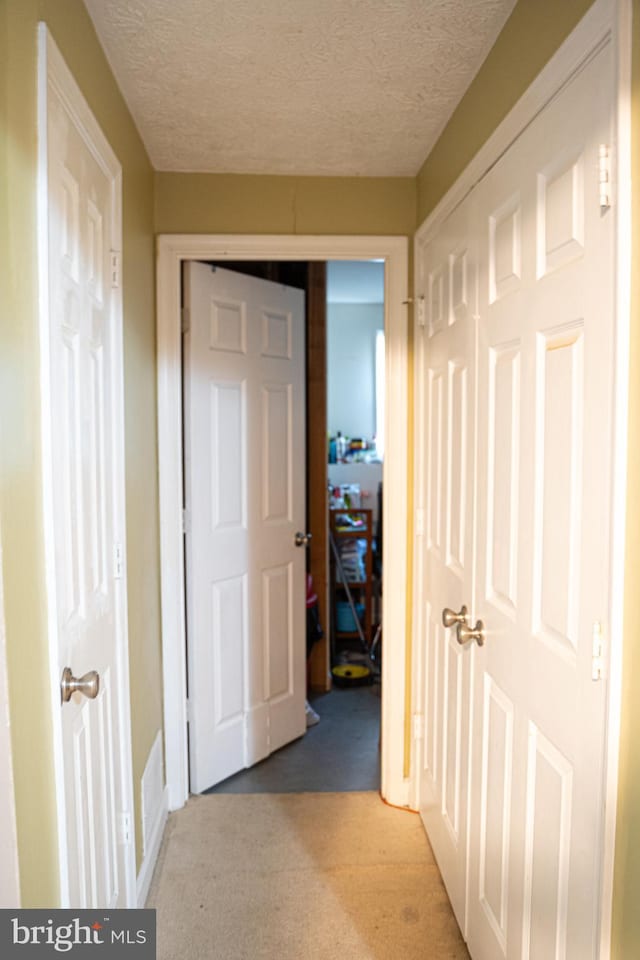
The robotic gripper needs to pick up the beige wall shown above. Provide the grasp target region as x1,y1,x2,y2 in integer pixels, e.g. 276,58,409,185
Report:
0,0,162,902
155,172,416,237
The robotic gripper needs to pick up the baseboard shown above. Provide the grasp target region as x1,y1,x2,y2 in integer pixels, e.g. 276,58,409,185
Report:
136,784,169,907
136,731,170,907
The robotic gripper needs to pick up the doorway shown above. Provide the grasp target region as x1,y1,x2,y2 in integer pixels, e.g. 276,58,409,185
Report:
157,234,409,811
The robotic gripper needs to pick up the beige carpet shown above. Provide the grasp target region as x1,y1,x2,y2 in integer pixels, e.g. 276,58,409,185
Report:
147,791,470,960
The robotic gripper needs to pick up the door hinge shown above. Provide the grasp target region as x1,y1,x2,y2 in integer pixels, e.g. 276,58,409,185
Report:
118,811,132,845
182,508,190,534
186,698,193,723
113,542,124,580
110,250,121,289
592,621,604,681
413,714,424,741
402,295,426,327
181,307,190,333
598,145,612,212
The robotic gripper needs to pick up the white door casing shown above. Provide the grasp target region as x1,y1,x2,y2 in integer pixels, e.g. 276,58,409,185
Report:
414,2,629,956
38,26,136,907
157,235,409,811
184,263,306,792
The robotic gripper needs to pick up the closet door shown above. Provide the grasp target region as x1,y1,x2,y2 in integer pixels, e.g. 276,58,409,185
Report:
417,195,478,930
467,40,614,960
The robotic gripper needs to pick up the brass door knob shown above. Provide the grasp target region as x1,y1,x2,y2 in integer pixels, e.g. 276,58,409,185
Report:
457,620,485,647
442,605,468,628
61,667,100,703
295,531,313,547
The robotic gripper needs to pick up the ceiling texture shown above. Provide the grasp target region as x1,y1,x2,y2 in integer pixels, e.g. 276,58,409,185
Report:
84,0,517,177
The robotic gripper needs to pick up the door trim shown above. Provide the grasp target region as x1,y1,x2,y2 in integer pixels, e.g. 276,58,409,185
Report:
37,24,137,907
411,0,630,954
157,234,409,809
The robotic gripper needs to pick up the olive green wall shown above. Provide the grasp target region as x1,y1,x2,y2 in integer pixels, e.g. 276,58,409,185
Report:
0,0,162,902
416,0,596,223
155,172,416,236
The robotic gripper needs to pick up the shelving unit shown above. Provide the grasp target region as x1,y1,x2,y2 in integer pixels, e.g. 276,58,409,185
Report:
329,508,376,658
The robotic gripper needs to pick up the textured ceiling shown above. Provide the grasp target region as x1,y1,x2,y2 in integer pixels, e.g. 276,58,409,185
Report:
84,0,517,177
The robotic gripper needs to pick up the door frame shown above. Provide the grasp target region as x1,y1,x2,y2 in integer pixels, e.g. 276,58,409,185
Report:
37,24,137,907
411,0,630,953
157,234,409,808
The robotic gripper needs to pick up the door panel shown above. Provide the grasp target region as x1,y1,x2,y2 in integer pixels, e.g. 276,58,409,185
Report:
468,43,613,960
418,39,615,960
184,264,306,793
418,197,478,930
46,44,130,907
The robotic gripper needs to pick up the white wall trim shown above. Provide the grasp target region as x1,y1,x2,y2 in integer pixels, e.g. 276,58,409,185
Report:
413,0,627,953
157,234,410,810
37,24,137,907
136,732,169,907
0,540,20,907
136,788,168,907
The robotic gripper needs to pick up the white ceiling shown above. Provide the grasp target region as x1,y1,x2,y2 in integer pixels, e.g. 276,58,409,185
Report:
327,261,384,304
84,0,517,178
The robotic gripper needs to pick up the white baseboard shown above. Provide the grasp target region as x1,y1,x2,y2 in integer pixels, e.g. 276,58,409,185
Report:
136,731,170,906
136,784,169,907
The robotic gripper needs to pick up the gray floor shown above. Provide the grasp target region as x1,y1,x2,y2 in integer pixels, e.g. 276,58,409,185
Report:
204,683,381,794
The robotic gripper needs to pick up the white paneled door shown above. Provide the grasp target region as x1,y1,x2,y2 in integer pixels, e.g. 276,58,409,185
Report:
42,30,134,908
418,39,615,959
418,197,478,930
184,263,306,793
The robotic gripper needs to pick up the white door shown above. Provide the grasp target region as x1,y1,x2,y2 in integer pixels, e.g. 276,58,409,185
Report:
184,263,307,793
467,43,614,960
42,31,134,907
417,196,478,928
417,39,615,959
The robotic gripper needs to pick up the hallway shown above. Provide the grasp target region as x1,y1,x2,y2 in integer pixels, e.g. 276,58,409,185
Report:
147,791,470,960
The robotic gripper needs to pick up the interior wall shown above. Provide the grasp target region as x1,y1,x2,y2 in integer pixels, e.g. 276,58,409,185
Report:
0,0,161,903
154,172,416,237
327,302,383,441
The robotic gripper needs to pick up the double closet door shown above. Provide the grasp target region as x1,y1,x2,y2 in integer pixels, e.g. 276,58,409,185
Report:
417,38,615,960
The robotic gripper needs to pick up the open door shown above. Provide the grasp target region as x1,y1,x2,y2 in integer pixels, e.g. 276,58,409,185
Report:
183,263,307,792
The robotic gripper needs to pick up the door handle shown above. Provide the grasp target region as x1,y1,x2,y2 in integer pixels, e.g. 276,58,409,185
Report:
457,620,485,647
295,531,313,547
61,667,100,704
442,605,468,628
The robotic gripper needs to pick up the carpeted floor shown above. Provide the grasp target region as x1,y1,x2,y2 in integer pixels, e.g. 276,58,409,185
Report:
205,685,381,794
147,791,470,960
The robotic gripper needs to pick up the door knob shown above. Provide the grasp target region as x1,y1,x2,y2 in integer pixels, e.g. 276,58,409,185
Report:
295,531,313,547
442,605,468,628
457,620,485,647
61,667,100,703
